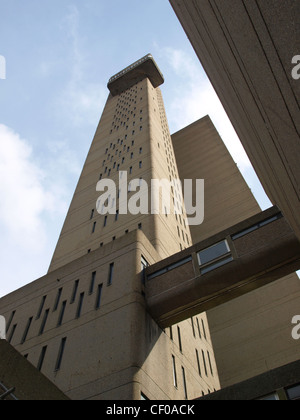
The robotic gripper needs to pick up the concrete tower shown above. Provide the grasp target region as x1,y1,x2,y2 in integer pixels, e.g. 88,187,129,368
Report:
49,54,191,272
0,55,220,400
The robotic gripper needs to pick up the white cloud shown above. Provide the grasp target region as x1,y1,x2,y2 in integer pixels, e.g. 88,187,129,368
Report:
0,124,68,296
0,125,51,246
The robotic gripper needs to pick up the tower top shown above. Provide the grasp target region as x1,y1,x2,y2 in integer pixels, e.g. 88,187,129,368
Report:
108,54,164,96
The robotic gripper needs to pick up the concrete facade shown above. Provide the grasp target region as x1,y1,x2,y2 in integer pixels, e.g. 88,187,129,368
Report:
172,116,300,388
170,0,300,241
0,57,220,400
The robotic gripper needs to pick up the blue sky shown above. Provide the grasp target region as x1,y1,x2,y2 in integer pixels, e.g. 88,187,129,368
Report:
0,0,274,296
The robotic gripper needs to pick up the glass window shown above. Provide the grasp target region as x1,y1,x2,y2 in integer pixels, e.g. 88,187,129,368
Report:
37,346,47,372
53,288,63,312
39,309,49,335
286,384,300,400
107,263,114,286
198,240,230,265
89,272,96,295
258,393,280,401
172,355,178,388
76,293,85,319
57,301,67,327
95,284,103,310
55,337,67,371
36,296,47,319
70,280,79,304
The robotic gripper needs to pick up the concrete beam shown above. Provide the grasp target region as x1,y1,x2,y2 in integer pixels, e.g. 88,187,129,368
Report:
146,207,300,328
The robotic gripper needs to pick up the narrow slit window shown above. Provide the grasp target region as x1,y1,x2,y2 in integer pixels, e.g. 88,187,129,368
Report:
8,324,17,344
196,349,202,377
36,296,47,320
172,355,178,388
202,350,208,377
57,301,67,327
70,280,79,304
182,367,188,400
92,221,97,234
107,263,114,286
37,346,47,372
95,284,103,310
6,311,16,333
177,326,183,353
53,288,63,312
76,293,85,319
55,337,67,371
21,317,33,344
39,309,49,336
89,272,96,295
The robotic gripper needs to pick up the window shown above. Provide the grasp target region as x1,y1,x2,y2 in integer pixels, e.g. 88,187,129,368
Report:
177,326,183,353
104,216,108,227
95,284,103,310
107,263,114,286
139,147,143,154
139,161,142,169
202,350,208,377
39,309,49,336
57,301,67,327
89,272,97,295
169,326,173,341
55,337,67,371
37,346,47,372
196,318,201,339
53,288,63,312
182,367,188,400
232,213,283,240
6,311,16,333
141,256,149,284
172,356,178,388
70,280,79,304
207,351,214,376
76,293,84,319
92,221,97,234
36,296,47,320
196,349,202,377
198,240,233,275
8,324,17,344
286,384,300,400
21,317,33,344
115,210,119,222
138,223,142,230
90,209,95,220
202,319,207,340
191,317,196,338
